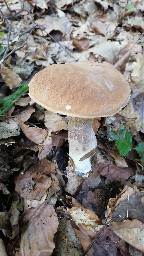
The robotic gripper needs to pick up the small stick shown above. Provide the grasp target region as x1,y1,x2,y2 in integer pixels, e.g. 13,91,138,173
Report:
47,32,76,61
114,33,143,70
3,0,13,16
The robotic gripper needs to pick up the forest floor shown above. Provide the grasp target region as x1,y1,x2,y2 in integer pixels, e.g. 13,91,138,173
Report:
0,0,144,255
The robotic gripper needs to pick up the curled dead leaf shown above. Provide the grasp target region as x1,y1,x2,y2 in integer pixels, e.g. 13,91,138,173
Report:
15,158,55,201
17,107,35,122
0,66,22,89
68,198,101,232
20,122,48,144
21,203,59,256
98,162,133,181
44,111,67,132
0,119,20,139
112,219,144,253
0,239,8,256
73,38,89,51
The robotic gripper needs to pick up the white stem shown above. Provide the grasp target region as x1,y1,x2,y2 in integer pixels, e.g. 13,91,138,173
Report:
68,118,97,176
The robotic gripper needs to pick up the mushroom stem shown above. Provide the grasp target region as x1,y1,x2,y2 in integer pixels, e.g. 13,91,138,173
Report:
68,117,97,176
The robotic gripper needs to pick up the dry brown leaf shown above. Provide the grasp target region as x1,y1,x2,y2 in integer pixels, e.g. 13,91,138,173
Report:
95,0,109,10
15,158,55,201
55,0,77,9
108,186,144,223
112,219,144,253
108,186,135,207
72,38,89,51
36,16,71,38
15,97,30,107
88,41,123,63
85,225,135,256
31,0,48,9
73,0,96,17
0,239,8,256
123,16,144,31
89,15,117,38
17,107,35,122
120,89,144,134
20,203,59,256
92,118,101,133
65,168,83,195
0,119,20,139
44,111,67,132
74,225,94,254
68,198,102,233
55,215,83,255
90,19,107,36
110,150,128,168
20,122,48,144
106,186,144,223
52,130,68,148
0,67,22,89
98,162,133,181
131,57,144,88
37,143,52,160
68,199,103,255
0,212,9,229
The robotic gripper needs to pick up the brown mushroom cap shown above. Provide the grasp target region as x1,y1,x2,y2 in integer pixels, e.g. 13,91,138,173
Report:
29,62,130,118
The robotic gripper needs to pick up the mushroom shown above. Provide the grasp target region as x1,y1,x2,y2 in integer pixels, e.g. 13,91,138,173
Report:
29,62,130,176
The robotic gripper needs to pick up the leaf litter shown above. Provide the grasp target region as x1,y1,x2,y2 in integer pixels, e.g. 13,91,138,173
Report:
0,0,144,255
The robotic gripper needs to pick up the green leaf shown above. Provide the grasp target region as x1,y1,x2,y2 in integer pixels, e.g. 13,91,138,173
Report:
135,142,144,154
135,142,144,165
0,83,29,115
125,3,135,11
0,45,4,54
108,125,132,156
0,31,5,36
115,128,132,156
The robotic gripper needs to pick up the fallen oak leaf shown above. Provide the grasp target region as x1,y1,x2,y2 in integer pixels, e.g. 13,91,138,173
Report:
112,219,144,253
68,198,102,232
98,162,133,181
107,186,144,223
44,111,67,132
20,122,48,144
0,66,22,89
54,215,83,255
0,239,8,256
67,198,103,254
15,97,30,107
15,158,55,201
0,119,20,139
20,203,59,256
36,16,71,38
17,106,35,122
106,186,141,222
72,38,89,51
30,0,48,9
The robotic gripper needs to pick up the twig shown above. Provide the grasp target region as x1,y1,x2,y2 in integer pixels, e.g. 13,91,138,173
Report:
1,20,11,61
3,0,25,19
0,41,26,66
3,0,14,17
114,33,144,70
0,22,37,65
15,0,25,17
81,217,117,256
16,24,37,39
47,32,76,61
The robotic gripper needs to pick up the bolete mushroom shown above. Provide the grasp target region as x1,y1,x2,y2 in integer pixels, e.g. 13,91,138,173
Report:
29,62,130,176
